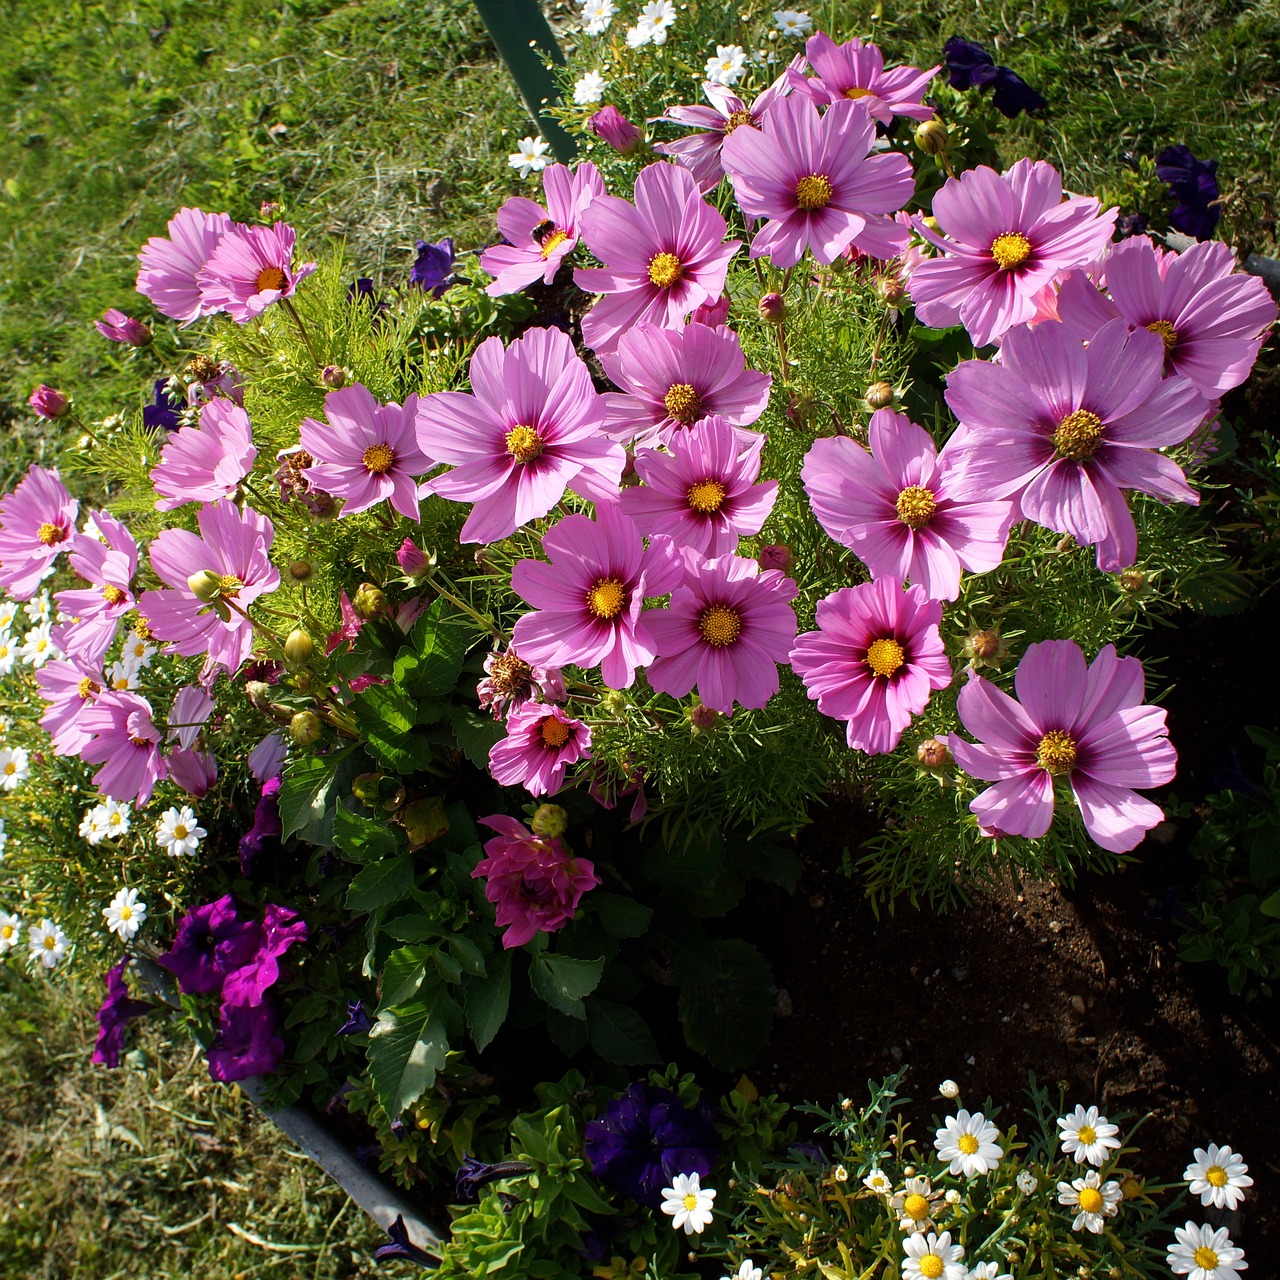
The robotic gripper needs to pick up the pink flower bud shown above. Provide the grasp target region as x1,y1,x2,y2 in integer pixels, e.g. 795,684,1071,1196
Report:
396,538,430,576
758,544,793,573
321,365,347,389
260,201,283,220
758,292,786,322
95,309,152,346
589,106,642,155
29,384,68,419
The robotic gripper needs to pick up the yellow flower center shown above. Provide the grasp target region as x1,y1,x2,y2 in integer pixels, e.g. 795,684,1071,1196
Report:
218,573,244,598
918,1257,944,1280
3,762,16,776
648,252,683,288
586,577,627,620
903,1193,930,1221
724,109,755,133
687,479,727,514
119,905,133,920
43,935,57,949
134,618,153,640
489,653,534,695
1120,1177,1143,1200
991,232,1032,270
362,442,396,475
1206,1165,1229,1187
1146,319,1178,351
77,677,100,699
1194,1246,1220,1270
36,521,67,547
865,637,905,679
1052,409,1105,461
845,86,874,99
255,266,289,293
102,584,127,606
0,925,13,940
958,1133,979,1155
1037,729,1077,775
896,485,937,529
173,824,189,840
681,1193,699,1211
794,174,834,210
699,605,742,647
505,425,544,464
539,229,569,259
1077,1187,1104,1214
664,383,703,424
1077,1125,1097,1146
540,717,571,748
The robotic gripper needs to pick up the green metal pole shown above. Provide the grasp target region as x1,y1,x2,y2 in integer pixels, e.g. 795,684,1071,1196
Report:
471,0,577,162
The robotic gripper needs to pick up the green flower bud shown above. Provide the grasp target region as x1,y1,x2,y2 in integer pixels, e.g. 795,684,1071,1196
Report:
914,117,949,155
531,804,569,838
352,582,387,619
284,628,315,665
290,709,323,746
289,560,313,581
187,569,224,602
864,381,895,410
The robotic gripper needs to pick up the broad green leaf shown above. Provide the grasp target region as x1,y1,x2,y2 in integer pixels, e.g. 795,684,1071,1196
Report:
586,997,659,1065
452,704,505,770
530,953,604,1019
367,982,458,1115
278,752,347,843
591,893,653,939
410,597,472,696
345,855,415,913
464,951,511,1052
378,944,430,1012
333,802,405,864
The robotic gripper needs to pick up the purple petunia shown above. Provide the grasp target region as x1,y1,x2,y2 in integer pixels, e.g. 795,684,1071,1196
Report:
787,33,939,123
488,702,593,795
239,776,283,873
207,1002,287,1082
91,960,153,1069
410,236,456,295
196,221,317,324
942,36,1047,118
220,903,309,1007
158,895,260,997
151,398,259,511
1156,145,1221,242
135,207,233,325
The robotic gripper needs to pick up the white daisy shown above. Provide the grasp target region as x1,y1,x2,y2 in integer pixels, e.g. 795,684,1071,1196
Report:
640,0,675,36
1056,1169,1122,1234
79,804,108,845
581,0,616,34
968,1264,1013,1280
723,1262,763,1280
100,799,132,840
0,631,15,676
939,1079,960,1099
0,910,21,954
28,917,69,970
902,1230,966,1280
19,622,57,668
509,135,552,179
0,599,18,631
106,659,138,691
773,8,812,36
120,635,156,672
934,1109,1003,1177
626,19,655,47
0,817,7,861
0,746,30,792
660,1171,716,1235
155,805,206,857
102,887,148,941
863,1167,893,1195
1015,1171,1039,1196
573,71,606,105
24,592,51,624
1184,1145,1252,1211
705,43,747,86
1167,1222,1247,1279
891,1176,940,1233
1057,1105,1122,1167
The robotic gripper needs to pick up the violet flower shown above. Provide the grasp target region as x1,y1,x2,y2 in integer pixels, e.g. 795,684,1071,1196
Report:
1156,145,1221,241
942,36,1046,118
337,1001,372,1036
409,237,456,295
373,1215,436,1267
239,776,283,873
158,895,259,996
455,1155,534,1202
220,903,308,1007
207,1002,286,1082
91,961,153,1069
143,379,184,433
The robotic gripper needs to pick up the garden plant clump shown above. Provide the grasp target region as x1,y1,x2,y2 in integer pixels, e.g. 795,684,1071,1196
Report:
0,0,1277,1275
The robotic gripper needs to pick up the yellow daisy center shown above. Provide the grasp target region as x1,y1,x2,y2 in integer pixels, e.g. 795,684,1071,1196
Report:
1,925,13,940
918,1257,944,1280
218,573,244,598
1037,729,1077,775
991,232,1032,270
865,637,905,679
958,1133,979,1155
1120,1177,1143,1200
119,905,133,920
1077,1124,1097,1146
36,521,67,547
586,577,627,620
505,425,544,464
1052,408,1105,461
687,479,727,514
681,1193,699,1211
43,935,57,949
255,266,289,293
724,109,755,133
1077,1187,1104,1214
173,824,189,840
1146,319,1178,351
795,174,834,210
134,618,153,640
1194,1247,1220,1270
539,229,569,259
896,485,937,529
648,252,683,288
102,584,127,606
903,1193,930,1220
664,383,703,424
362,442,396,475
699,605,742,647
1206,1166,1229,1187
2,762,15,776
77,677,100,699
540,717,571,748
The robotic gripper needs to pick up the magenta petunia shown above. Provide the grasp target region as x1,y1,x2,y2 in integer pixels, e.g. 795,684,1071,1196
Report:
908,159,1118,347
472,814,600,948
35,653,107,755
574,162,741,355
802,408,1016,601
481,161,605,295
1055,235,1278,398
151,398,258,511
599,321,772,449
76,690,167,806
790,578,952,754
646,551,798,715
220,904,309,1008
786,33,939,124
136,207,234,325
949,639,1176,852
53,511,140,664
720,95,914,268
196,221,317,324
207,1003,286,1082
300,382,430,521
416,326,624,542
139,501,281,677
0,465,79,600
621,416,777,557
488,702,593,796
944,318,1210,571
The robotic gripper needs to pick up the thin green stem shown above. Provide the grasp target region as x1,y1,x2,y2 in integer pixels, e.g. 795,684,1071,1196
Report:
281,297,322,367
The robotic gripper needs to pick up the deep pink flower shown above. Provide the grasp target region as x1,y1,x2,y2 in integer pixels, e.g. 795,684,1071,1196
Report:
159,895,259,996
0,465,79,600
472,814,600,947
151,399,258,511
53,511,140,664
167,746,218,797
481,162,605,296
1055,236,1278,398
908,159,1118,347
221,904,309,1008
29,384,68,419
690,293,731,326
949,640,1176,852
802,408,1016,601
196,221,317,324
787,33,938,123
944,318,1209,571
720,95,914,268
599,321,772,449
790,578,952,754
575,162,741,355
488,702,593,795
646,552,798,715
139,501,281,677
300,382,430,521
416,326,624,542
35,654,106,755
477,646,565,720
510,504,683,689
96,309,152,346
76,690,167,806
621,416,777,556
135,207,234,324
589,106,642,155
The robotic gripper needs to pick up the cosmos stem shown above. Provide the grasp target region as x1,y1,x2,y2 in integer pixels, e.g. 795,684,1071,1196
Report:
427,572,507,640
281,298,322,368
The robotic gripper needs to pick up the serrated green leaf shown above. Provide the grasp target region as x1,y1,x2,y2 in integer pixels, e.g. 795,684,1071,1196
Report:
530,953,604,1018
591,893,653,939
278,753,345,843
678,939,774,1070
464,951,511,1053
586,997,659,1065
409,597,472,696
367,982,457,1115
378,945,430,1012
380,915,445,943
451,704,505,769
449,934,488,975
345,855,415,913
333,802,405,864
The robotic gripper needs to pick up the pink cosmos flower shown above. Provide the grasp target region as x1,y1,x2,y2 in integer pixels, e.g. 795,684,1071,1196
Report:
167,746,217,796
416,326,624,542
790,578,952,754
907,159,1118,347
949,640,1176,852
472,815,600,947
654,58,804,193
575,162,742,355
152,398,259,511
0,465,79,600
720,96,914,268
590,106,642,155
139,501,281,677
510,503,683,689
96,309,152,346
802,408,1016,601
477,647,566,720
168,685,216,750
488,702,593,795
77,690,167,806
35,654,106,755
300,382,430,521
196,222,317,324
621,416,777,556
29,384,69,419
481,162,605,295
646,552,798,715
1055,235,1278,398
944,318,1209,571
53,511,140,664
599,322,772,448
786,33,938,124
136,207,234,324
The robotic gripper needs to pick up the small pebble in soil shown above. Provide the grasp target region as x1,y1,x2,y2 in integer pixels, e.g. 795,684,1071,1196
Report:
1071,995,1087,1013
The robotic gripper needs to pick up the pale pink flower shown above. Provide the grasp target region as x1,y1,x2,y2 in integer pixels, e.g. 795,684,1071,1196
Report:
152,399,258,511
136,207,234,324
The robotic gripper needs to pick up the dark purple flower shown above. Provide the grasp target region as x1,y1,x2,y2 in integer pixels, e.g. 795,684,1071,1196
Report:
584,1081,720,1208
987,65,1047,117
239,776,283,873
158,895,259,996
143,379,184,432
589,106,642,155
1116,212,1150,239
96,308,153,346
409,238,456,296
220,903,308,1007
348,277,378,305
455,1155,534,1202
942,36,1046,117
91,961,152,1069
206,1002,286,1082
1156,144,1221,240
373,1215,436,1267
337,1000,372,1036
